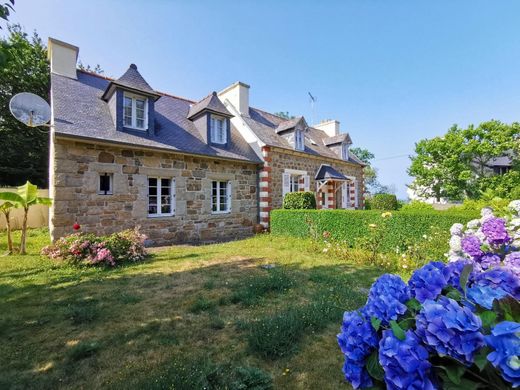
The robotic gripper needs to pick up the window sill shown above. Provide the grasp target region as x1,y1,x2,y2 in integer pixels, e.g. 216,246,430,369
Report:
211,210,231,215
147,213,175,218
124,125,148,131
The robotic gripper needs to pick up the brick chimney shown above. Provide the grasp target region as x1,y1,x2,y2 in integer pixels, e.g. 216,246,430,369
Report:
313,119,340,138
47,38,79,79
218,81,250,116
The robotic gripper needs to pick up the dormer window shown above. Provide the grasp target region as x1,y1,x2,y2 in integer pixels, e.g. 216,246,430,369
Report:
210,115,227,144
295,130,304,151
123,92,148,130
342,143,350,160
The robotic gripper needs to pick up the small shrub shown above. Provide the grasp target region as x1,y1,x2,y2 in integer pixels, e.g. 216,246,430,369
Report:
370,193,398,210
400,200,435,212
41,227,148,266
230,268,294,306
189,296,216,313
66,341,99,361
283,191,316,209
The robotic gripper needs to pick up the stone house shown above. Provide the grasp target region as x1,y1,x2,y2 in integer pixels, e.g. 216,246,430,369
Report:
48,38,365,244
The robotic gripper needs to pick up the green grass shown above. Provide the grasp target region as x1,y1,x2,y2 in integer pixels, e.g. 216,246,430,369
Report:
0,228,381,389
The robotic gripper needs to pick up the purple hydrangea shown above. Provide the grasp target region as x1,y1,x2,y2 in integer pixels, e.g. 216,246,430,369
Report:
485,321,520,387
504,252,520,278
337,310,378,389
467,285,508,310
415,296,485,365
461,235,483,259
445,259,475,292
408,261,448,303
478,253,502,271
364,274,410,325
379,329,436,390
473,268,520,300
482,217,511,245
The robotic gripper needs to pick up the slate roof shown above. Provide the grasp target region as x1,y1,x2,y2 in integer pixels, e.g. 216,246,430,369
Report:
275,117,305,133
323,133,352,146
51,71,262,163
315,164,348,181
247,107,365,165
101,64,161,101
487,154,513,167
187,92,232,120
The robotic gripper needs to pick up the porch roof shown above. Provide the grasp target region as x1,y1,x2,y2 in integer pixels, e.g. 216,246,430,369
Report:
315,164,348,181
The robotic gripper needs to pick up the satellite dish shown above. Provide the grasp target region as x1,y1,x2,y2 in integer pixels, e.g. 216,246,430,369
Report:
9,92,51,127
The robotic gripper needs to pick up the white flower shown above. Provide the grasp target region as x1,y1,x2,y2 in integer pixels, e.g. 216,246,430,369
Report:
450,223,464,236
422,234,428,239
508,200,520,215
481,206,494,217
449,236,462,252
467,219,480,230
402,264,408,269
322,248,328,253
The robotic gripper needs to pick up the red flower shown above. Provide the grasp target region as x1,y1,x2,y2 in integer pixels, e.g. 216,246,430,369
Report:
73,223,81,231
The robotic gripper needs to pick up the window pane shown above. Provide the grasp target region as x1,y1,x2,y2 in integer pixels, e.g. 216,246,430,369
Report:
148,196,157,214
220,196,227,210
148,178,157,187
212,197,217,211
124,97,133,126
161,178,170,188
99,174,111,193
136,99,145,110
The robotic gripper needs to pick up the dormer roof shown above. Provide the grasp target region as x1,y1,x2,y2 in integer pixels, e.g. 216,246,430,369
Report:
323,133,352,146
102,64,161,101
275,116,307,133
187,91,233,120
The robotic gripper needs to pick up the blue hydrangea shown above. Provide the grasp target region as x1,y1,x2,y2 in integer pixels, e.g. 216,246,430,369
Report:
467,285,508,310
478,253,502,271
408,261,449,303
415,296,485,365
337,310,378,389
473,268,520,300
504,252,520,278
485,321,520,387
379,329,436,390
445,259,475,292
364,274,410,325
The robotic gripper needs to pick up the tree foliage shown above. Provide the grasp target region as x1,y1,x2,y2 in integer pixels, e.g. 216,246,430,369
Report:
77,61,104,75
350,147,391,194
274,111,295,120
0,0,14,29
0,24,49,187
408,120,520,201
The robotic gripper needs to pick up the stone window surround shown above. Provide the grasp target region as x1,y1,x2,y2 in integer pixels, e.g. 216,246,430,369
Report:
97,172,113,195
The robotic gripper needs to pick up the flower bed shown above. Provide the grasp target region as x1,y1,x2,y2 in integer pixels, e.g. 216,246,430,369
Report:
42,227,148,266
338,201,520,389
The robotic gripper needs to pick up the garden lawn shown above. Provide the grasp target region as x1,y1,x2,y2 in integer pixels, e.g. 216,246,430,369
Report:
0,229,381,390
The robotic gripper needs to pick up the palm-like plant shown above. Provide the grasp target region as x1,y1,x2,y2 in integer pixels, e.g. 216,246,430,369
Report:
0,181,52,254
0,200,17,254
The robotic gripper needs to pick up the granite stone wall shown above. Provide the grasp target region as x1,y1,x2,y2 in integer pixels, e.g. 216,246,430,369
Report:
50,138,260,245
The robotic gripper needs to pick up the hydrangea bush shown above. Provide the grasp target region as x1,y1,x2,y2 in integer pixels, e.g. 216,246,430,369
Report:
338,201,520,389
41,227,148,266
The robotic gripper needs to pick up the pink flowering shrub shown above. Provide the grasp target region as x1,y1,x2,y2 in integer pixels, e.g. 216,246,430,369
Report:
41,227,148,266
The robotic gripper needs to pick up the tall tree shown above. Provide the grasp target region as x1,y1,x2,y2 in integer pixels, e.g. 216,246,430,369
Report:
408,120,520,201
350,147,390,194
0,24,49,187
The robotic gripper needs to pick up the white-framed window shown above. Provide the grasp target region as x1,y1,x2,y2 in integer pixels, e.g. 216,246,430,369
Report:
289,175,300,193
342,143,350,160
210,115,227,144
123,92,148,130
98,173,113,195
295,130,304,151
212,181,231,213
148,177,175,217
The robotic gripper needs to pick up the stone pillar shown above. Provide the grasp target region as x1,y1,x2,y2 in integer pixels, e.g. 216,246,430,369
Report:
259,146,272,228
350,180,356,209
327,181,335,209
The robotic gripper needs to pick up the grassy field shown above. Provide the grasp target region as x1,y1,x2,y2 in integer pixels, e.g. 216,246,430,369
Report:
0,229,382,389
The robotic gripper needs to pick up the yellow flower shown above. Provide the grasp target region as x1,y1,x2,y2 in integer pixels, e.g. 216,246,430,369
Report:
381,212,392,218
369,223,377,228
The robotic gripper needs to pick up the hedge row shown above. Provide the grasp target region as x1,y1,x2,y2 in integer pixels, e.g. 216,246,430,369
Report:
270,209,480,253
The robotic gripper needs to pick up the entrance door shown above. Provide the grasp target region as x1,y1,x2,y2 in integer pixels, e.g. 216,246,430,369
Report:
342,182,351,209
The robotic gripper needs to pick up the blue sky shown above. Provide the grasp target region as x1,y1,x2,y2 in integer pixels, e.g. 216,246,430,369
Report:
6,1,520,198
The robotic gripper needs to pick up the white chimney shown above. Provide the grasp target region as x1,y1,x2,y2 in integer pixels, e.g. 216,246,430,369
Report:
47,38,79,79
218,81,250,116
313,119,340,138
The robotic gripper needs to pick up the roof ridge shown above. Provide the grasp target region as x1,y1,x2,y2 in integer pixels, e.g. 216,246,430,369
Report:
77,68,196,104
251,106,293,121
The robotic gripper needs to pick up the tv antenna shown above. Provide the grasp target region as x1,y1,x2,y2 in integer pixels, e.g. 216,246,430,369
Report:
308,92,317,125
9,92,51,128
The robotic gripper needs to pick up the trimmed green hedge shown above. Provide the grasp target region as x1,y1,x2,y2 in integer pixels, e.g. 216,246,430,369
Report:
370,194,399,210
283,192,316,209
270,209,479,253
